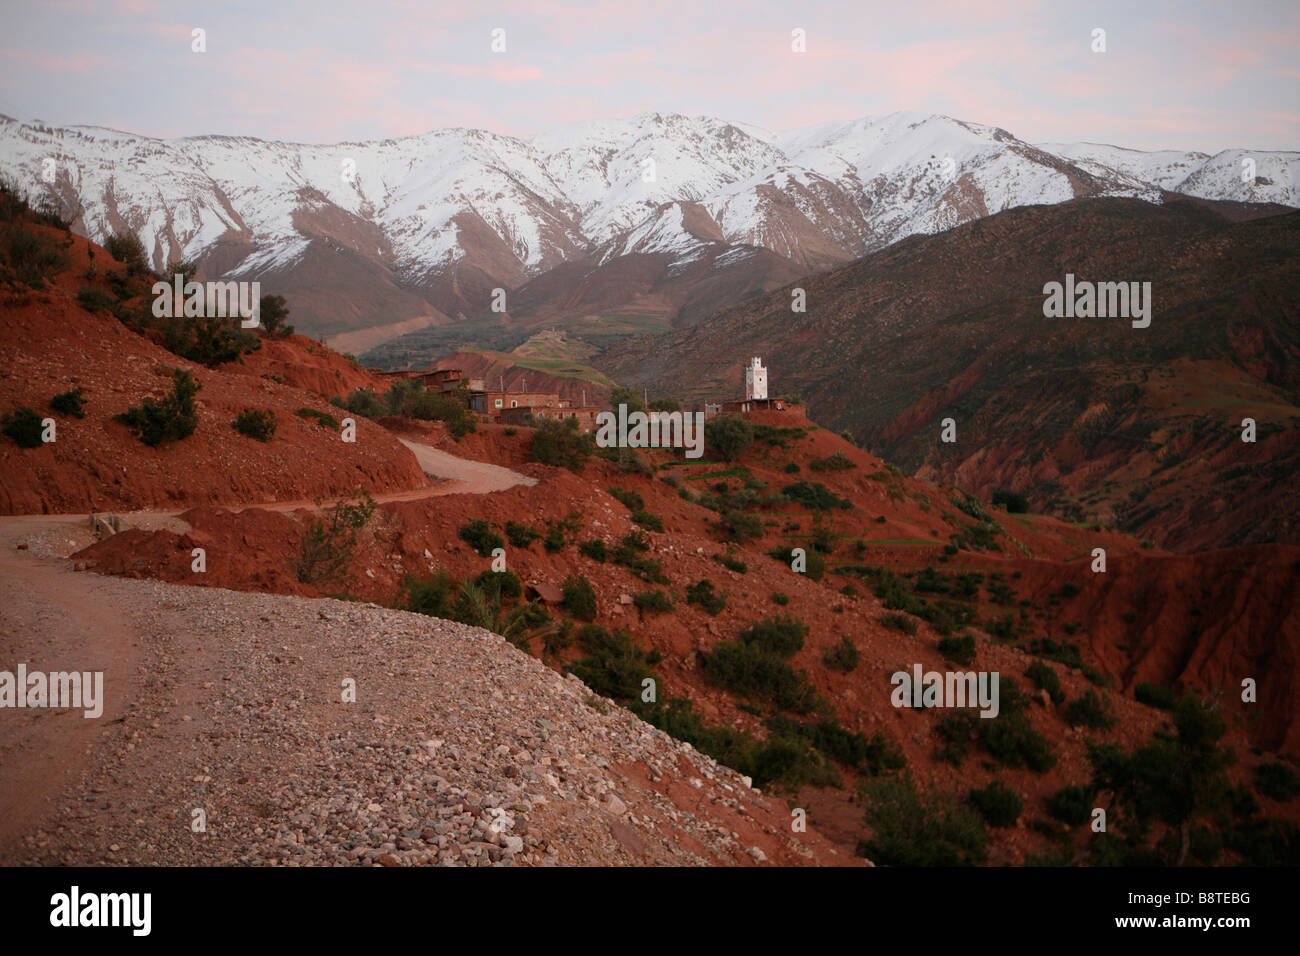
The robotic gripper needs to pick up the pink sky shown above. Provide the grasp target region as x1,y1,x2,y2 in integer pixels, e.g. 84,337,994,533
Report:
0,0,1296,151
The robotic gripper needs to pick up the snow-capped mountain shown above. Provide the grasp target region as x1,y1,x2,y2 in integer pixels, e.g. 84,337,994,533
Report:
1,110,1294,340
1039,141,1299,206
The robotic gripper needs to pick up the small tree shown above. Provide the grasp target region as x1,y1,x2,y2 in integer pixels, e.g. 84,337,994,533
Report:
706,415,754,462
532,417,594,471
609,386,647,414
258,294,292,335
115,369,200,446
562,574,598,621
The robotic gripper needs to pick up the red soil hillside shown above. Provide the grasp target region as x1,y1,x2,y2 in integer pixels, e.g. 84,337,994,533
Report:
0,221,428,514
229,329,386,397
76,406,1300,863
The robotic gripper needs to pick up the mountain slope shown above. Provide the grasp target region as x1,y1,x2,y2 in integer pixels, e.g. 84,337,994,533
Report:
6,111,1291,347
599,196,1300,552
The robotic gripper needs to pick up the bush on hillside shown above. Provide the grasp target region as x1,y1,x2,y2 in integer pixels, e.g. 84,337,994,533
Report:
970,781,1023,828
50,388,87,418
115,369,200,446
532,416,594,470
459,519,504,557
232,408,276,442
294,493,376,587
1,406,45,448
823,635,860,673
705,415,754,461
685,579,727,616
562,574,598,622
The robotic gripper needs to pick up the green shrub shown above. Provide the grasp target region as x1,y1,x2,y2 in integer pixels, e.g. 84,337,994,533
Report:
782,481,850,510
115,368,200,446
859,775,988,866
784,462,800,474
1065,690,1116,730
771,592,790,606
823,636,860,673
739,615,808,657
567,625,658,701
258,294,293,335
232,408,276,442
476,568,523,601
880,612,918,635
404,571,457,617
335,388,388,419
1135,682,1176,710
294,494,375,587
938,633,977,666
685,579,726,615
166,315,261,367
981,711,1057,772
705,415,754,461
634,589,674,613
562,574,598,622
970,781,1023,827
2,223,68,286
632,510,664,531
610,531,667,583
608,486,645,511
386,380,476,437
809,451,855,472
105,231,146,268
1047,785,1094,825
769,544,825,581
296,407,338,429
76,287,117,312
1025,660,1065,704
935,711,980,765
541,510,583,553
1258,762,1300,802
713,552,747,573
50,388,87,418
505,521,540,548
719,510,764,542
704,640,819,714
1,406,44,448
459,519,505,557
578,538,607,562
532,417,594,471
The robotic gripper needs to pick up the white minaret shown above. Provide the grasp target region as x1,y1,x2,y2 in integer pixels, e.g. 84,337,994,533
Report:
744,357,768,401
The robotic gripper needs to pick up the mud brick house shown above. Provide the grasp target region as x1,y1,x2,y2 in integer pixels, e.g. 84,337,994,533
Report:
499,404,600,432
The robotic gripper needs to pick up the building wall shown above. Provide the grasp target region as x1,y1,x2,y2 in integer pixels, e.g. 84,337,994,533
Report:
500,405,599,432
744,358,768,401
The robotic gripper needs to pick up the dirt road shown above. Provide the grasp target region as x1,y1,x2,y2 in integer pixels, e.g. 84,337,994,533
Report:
0,438,539,859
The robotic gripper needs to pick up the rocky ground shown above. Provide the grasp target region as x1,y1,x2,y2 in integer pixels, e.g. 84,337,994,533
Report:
0,529,855,866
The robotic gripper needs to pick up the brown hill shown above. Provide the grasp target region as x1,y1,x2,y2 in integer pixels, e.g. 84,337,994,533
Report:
0,219,427,514
600,196,1300,552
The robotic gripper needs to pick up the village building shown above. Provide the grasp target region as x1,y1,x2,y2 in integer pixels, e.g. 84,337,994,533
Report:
499,404,601,432
722,357,789,414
